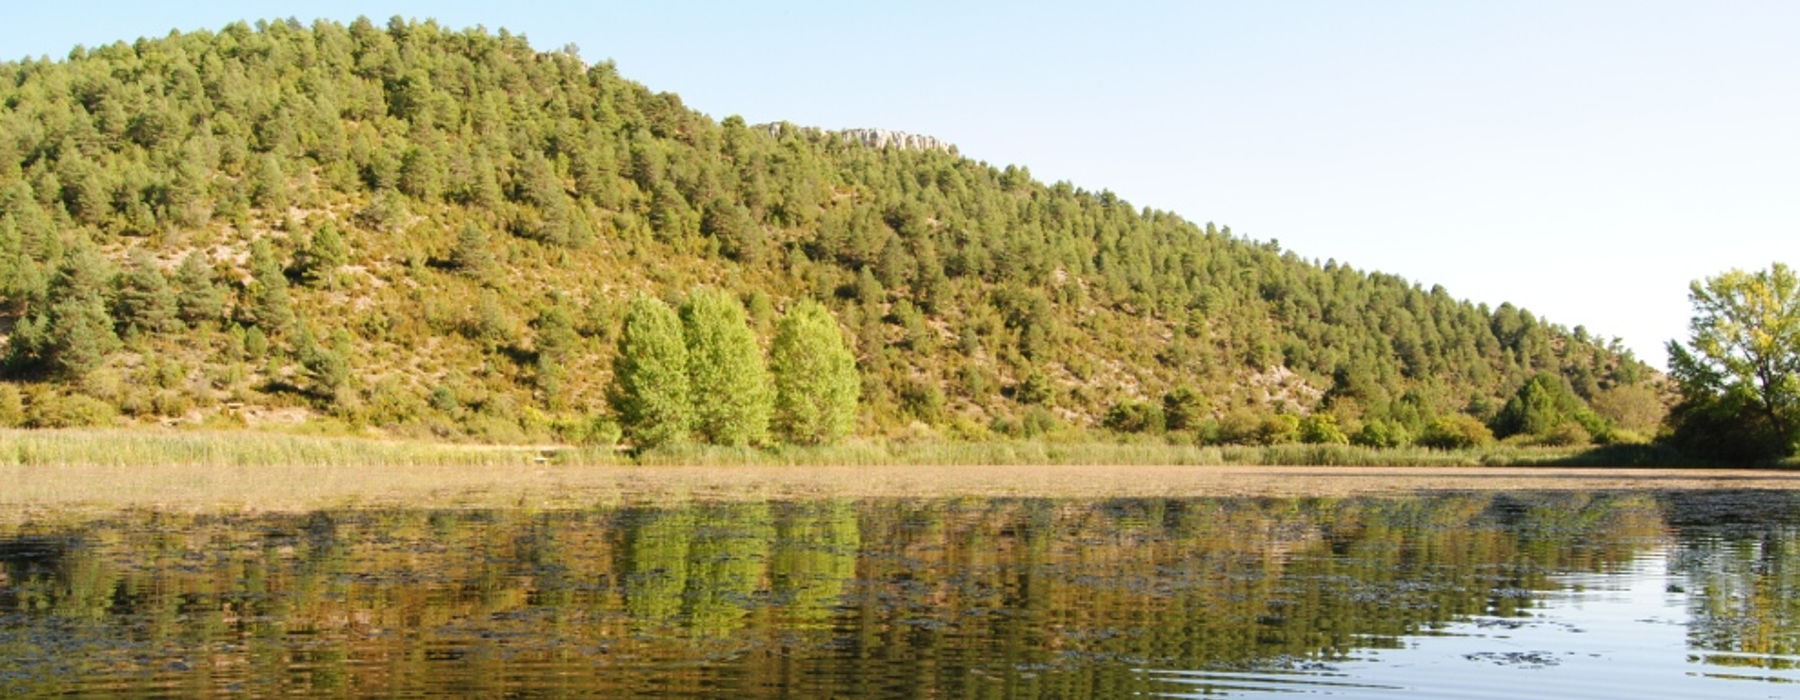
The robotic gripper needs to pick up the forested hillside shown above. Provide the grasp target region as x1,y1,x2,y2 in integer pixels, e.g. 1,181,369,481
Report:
0,17,1661,446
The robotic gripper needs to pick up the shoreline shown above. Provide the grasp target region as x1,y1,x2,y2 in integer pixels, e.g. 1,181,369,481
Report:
6,463,1798,519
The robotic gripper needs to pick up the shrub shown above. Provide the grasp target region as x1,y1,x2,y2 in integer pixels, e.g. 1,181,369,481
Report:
1418,414,1496,449
1104,400,1165,434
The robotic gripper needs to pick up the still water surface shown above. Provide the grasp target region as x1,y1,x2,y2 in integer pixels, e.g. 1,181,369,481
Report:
3,491,1799,698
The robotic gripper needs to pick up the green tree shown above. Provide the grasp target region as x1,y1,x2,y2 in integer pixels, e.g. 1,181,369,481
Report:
296,319,352,401
243,238,294,333
682,288,773,446
1667,263,1800,457
1162,386,1209,431
114,249,179,333
450,222,495,278
39,243,121,378
769,300,860,444
607,295,693,448
1418,414,1496,450
174,251,226,328
1491,373,1587,439
1298,413,1350,445
300,224,349,288
1103,399,1165,434
533,304,579,409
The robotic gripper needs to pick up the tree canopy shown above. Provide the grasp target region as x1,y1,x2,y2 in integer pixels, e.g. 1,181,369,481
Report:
1665,263,1800,459
0,17,1660,444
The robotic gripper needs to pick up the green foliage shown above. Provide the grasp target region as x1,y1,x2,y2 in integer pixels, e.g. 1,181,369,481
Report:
0,382,23,427
1352,419,1412,448
1298,414,1350,445
770,300,860,445
296,320,353,401
450,223,496,278
1491,372,1608,444
1418,414,1496,450
300,224,349,288
244,238,294,334
682,289,774,446
1014,369,1055,406
608,296,693,449
1162,386,1209,432
1255,414,1301,446
0,19,1659,442
114,249,178,334
31,243,121,378
173,251,225,328
1103,400,1165,434
1666,263,1800,457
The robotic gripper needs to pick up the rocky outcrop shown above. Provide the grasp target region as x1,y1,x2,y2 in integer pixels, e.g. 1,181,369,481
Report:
756,123,954,153
836,128,953,152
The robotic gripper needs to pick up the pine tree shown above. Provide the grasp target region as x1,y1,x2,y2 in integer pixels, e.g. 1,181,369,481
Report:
244,238,294,334
114,249,179,333
608,295,693,448
450,222,495,278
534,303,579,409
297,322,353,402
682,288,773,446
769,300,860,444
42,242,120,378
174,251,225,327
300,223,349,288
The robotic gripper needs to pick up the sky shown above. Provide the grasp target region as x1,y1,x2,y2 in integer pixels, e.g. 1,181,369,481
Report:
4,1,1798,368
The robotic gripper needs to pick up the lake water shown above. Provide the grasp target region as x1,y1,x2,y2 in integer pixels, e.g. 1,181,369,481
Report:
3,491,1799,698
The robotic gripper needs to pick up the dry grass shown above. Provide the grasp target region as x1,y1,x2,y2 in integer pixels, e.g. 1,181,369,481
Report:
5,429,1796,520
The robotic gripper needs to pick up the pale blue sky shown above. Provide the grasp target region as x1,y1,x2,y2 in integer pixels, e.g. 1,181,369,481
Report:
6,2,1798,367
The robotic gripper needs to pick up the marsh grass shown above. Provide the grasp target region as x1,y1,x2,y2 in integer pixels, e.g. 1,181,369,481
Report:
0,429,1763,518
0,429,1714,471
0,428,574,468
0,429,624,516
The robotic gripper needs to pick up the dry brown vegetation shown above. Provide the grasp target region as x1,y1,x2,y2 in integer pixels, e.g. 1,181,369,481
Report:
8,460,1800,523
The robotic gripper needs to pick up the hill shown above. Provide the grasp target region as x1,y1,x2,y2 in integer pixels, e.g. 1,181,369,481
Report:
0,17,1661,447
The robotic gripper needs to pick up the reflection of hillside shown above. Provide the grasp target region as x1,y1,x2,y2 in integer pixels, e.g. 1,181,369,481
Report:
0,494,1689,698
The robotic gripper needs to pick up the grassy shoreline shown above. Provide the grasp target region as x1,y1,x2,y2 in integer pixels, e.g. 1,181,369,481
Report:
0,428,1714,469
2,428,1787,518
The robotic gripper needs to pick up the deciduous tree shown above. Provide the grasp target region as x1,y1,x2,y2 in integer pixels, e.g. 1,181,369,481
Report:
1667,263,1800,457
608,296,692,448
770,300,859,444
682,288,772,446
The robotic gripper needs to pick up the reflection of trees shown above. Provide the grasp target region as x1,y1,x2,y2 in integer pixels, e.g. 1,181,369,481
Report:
684,503,774,635
771,500,859,626
1668,492,1800,669
622,507,693,625
0,493,1686,698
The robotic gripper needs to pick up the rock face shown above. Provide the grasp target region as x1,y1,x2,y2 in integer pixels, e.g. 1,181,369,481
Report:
836,128,954,152
756,123,954,153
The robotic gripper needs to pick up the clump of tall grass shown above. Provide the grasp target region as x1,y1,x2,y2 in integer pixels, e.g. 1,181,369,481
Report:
0,428,590,468
0,428,1719,470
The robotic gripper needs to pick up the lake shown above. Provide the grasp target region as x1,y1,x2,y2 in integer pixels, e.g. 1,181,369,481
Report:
3,490,1798,697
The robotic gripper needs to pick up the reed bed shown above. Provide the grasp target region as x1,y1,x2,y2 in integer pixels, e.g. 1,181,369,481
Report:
0,429,1715,471
0,428,573,468
0,429,1757,517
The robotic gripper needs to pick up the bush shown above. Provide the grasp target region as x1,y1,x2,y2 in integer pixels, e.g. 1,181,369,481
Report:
1104,400,1165,434
1417,414,1496,449
25,390,119,428
1298,414,1350,445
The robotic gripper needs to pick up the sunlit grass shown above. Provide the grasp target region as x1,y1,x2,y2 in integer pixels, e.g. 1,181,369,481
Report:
1,429,1772,518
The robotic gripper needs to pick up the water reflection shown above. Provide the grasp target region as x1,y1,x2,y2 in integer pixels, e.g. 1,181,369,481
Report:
1,492,1798,697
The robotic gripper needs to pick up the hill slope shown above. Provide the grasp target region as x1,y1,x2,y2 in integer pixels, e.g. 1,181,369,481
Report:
0,17,1660,445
